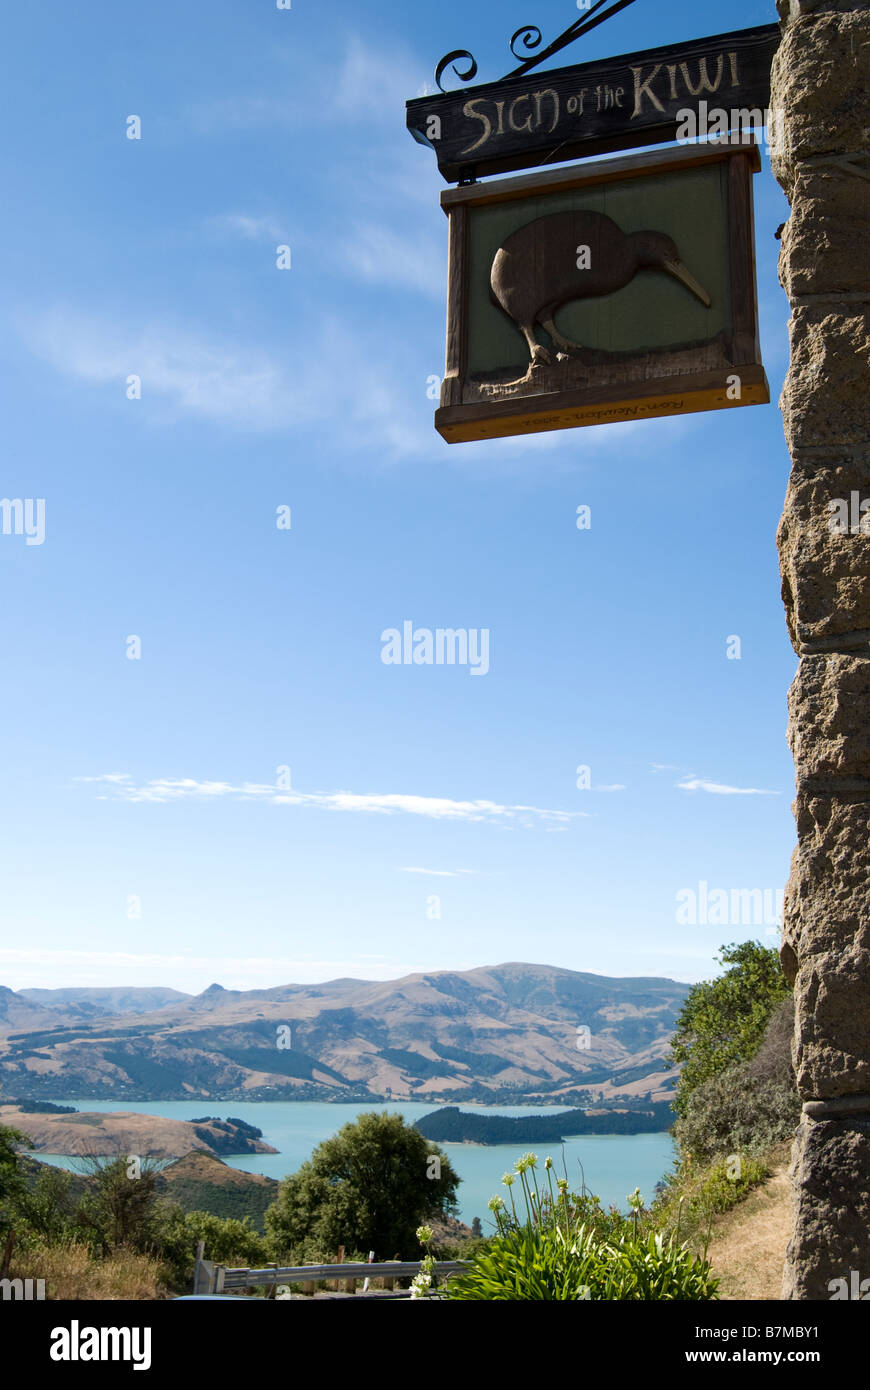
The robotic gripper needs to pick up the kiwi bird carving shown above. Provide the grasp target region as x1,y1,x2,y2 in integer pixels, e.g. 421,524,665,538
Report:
490,210,713,367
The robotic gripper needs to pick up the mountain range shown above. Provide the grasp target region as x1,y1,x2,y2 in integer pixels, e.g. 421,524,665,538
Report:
0,964,689,1104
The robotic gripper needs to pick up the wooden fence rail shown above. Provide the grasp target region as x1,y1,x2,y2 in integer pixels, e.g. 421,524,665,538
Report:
193,1252,467,1296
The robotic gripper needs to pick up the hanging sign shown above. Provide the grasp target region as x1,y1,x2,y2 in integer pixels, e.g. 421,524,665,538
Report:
434,139,769,444
407,24,779,183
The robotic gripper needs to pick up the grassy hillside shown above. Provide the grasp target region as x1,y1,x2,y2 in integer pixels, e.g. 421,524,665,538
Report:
155,1152,278,1232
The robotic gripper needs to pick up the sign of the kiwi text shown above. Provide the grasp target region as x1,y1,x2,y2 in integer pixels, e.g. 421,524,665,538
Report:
407,24,778,183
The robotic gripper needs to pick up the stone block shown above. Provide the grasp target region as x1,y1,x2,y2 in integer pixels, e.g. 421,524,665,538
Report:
778,166,870,298
771,10,870,185
783,1114,870,1299
778,458,870,647
781,306,870,453
792,945,870,1097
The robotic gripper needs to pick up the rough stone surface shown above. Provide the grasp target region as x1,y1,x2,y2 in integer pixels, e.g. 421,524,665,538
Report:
781,307,870,454
781,794,870,980
788,654,870,774
775,3,870,1299
778,168,870,298
782,1117,870,1300
770,11,870,184
778,455,870,646
792,949,870,1095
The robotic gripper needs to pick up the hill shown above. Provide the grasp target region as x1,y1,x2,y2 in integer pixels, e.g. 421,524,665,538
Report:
0,1106,278,1160
0,962,689,1104
18,987,190,1020
416,1102,674,1144
155,1151,278,1231
0,986,191,1036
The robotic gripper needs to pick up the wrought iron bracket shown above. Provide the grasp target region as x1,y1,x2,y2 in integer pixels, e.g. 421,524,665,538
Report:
435,0,639,93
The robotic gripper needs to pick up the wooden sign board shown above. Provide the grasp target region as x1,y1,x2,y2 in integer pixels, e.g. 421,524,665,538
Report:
435,140,769,444
407,24,778,184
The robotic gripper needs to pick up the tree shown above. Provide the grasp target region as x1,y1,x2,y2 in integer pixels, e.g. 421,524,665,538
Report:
18,1163,79,1244
667,941,791,1118
74,1155,163,1254
266,1111,459,1261
0,1125,28,1240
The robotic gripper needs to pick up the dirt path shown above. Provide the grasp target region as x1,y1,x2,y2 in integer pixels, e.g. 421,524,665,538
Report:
706,1163,792,1300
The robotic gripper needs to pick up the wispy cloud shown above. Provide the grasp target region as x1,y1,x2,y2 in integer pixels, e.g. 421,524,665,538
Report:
677,776,779,797
399,866,479,877
340,221,443,298
323,35,428,127
14,306,432,456
77,775,585,825
209,213,285,242
16,308,311,432
185,35,427,137
595,784,626,793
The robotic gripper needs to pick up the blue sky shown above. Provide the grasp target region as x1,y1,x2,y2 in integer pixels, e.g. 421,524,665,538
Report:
0,0,796,993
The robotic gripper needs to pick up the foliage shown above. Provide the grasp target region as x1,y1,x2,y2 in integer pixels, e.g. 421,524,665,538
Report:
155,1164,275,1231
415,1102,673,1145
0,1125,29,1237
16,1164,80,1246
668,942,791,1119
674,1064,799,1167
265,1111,459,1262
73,1155,164,1255
9,1099,77,1115
435,1152,717,1302
651,1152,772,1253
10,1238,166,1300
155,1207,268,1289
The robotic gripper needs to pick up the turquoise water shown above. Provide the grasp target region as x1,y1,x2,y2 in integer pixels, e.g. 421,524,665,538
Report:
34,1100,676,1228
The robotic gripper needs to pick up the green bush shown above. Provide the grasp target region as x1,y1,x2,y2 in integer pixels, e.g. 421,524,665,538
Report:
155,1207,269,1290
668,942,791,1119
444,1224,717,1301
651,1153,770,1253
674,1065,799,1167
443,1223,610,1301
436,1151,717,1302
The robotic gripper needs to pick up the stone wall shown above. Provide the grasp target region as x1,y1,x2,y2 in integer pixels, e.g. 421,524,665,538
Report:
772,0,870,1300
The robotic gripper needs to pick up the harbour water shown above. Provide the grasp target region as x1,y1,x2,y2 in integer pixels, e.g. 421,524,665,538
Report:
34,1099,676,1228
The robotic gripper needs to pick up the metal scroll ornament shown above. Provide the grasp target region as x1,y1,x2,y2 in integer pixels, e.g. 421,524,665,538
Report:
435,0,639,92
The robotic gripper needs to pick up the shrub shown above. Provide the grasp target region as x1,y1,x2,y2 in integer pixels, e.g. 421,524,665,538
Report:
668,942,791,1119
443,1223,717,1301
438,1151,717,1302
674,1065,799,1166
155,1207,269,1290
651,1153,771,1253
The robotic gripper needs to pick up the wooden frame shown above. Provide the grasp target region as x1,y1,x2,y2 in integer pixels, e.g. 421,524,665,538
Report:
435,139,769,444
